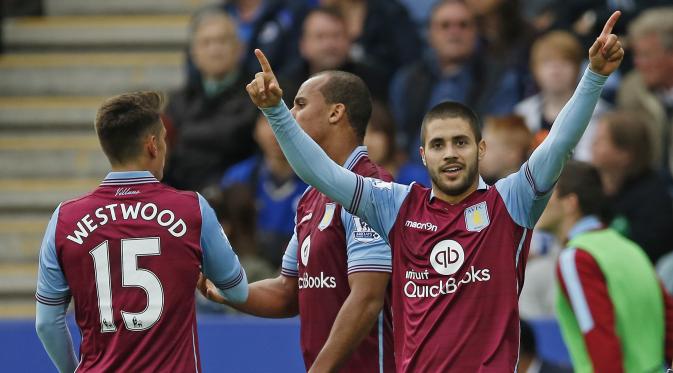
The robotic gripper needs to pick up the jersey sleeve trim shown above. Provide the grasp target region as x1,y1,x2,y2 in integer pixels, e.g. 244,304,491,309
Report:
281,267,299,277
348,264,393,275
348,175,365,214
213,268,244,290
35,292,71,306
524,162,553,197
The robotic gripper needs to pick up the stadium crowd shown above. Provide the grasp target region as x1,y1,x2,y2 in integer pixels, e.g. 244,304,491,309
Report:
164,0,673,305
28,0,673,371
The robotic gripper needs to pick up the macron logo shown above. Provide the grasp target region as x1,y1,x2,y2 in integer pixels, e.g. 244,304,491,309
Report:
405,220,438,232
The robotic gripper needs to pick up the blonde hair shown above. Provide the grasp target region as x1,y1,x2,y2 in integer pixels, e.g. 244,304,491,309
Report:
629,7,673,51
530,31,583,69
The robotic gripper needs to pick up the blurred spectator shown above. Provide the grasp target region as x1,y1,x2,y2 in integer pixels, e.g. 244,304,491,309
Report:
390,0,522,158
550,0,669,52
465,0,536,69
545,161,673,372
519,0,557,32
364,101,430,186
222,0,308,74
591,111,673,264
519,319,573,373
197,185,276,313
221,115,307,268
164,9,258,191
397,0,439,38
319,0,421,81
280,6,388,101
479,114,532,185
516,31,610,161
518,229,561,318
617,7,673,184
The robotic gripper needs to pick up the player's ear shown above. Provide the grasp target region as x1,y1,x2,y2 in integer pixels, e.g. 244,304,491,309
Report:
147,134,159,158
328,103,345,125
419,146,427,167
478,139,486,161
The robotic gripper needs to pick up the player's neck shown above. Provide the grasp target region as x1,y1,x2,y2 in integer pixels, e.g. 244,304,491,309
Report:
323,135,360,167
431,180,479,205
110,162,159,179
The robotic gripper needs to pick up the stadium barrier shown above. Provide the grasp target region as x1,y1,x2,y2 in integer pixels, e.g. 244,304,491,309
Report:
0,315,569,371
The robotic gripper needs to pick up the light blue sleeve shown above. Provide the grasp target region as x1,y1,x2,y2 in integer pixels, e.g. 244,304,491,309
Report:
341,208,392,274
261,102,409,241
35,302,78,373
280,215,299,277
198,193,249,303
495,68,608,228
35,205,71,304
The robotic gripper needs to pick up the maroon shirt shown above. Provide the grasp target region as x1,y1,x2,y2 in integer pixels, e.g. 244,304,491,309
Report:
283,148,395,372
54,176,204,372
387,183,530,372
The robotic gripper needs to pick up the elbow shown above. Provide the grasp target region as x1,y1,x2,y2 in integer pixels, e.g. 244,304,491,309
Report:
35,318,54,340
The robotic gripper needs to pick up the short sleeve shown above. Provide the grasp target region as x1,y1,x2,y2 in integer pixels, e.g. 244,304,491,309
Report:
198,193,245,290
35,205,71,305
352,177,412,243
341,208,392,275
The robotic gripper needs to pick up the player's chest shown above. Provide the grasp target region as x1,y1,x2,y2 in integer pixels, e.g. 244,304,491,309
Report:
295,197,348,269
391,198,521,284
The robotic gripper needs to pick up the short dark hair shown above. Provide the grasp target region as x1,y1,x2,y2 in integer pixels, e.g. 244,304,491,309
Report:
420,101,481,146
314,70,372,141
95,91,164,165
557,161,612,222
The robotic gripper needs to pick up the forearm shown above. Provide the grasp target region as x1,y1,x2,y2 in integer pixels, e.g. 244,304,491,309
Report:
261,102,358,210
225,276,298,318
310,293,384,372
528,68,607,192
35,302,78,373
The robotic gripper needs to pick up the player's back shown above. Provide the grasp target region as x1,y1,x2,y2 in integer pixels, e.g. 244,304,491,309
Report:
54,174,203,372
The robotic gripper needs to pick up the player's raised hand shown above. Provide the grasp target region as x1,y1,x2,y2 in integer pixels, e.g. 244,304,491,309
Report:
246,49,283,108
197,273,227,304
588,11,624,76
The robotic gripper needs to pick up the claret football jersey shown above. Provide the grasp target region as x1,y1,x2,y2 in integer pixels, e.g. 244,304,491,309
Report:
281,147,395,372
36,171,245,372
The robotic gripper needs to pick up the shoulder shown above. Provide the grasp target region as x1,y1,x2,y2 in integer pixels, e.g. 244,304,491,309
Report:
158,184,200,204
355,155,394,181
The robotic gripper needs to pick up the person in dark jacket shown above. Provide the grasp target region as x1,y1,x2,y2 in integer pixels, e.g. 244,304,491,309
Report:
164,9,258,191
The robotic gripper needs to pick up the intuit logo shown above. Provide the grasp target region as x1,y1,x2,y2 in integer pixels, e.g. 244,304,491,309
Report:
405,220,438,232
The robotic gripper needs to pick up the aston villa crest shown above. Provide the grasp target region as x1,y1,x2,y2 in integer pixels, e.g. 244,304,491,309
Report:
464,201,490,232
318,203,336,231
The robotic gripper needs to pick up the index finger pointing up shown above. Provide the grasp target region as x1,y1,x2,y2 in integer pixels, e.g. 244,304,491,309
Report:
601,11,621,37
255,49,274,74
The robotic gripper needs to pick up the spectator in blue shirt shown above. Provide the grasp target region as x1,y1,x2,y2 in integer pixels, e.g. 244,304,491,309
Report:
221,114,307,267
390,0,523,159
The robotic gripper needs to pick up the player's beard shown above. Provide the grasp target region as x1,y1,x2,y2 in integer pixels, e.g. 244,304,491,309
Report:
429,156,479,197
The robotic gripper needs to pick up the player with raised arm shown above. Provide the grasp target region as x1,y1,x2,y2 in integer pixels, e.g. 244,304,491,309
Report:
247,11,624,372
34,92,248,373
200,70,395,373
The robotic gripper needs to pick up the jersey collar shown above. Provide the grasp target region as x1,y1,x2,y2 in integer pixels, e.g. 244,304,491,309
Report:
429,176,488,201
101,170,160,186
568,215,603,240
343,145,368,171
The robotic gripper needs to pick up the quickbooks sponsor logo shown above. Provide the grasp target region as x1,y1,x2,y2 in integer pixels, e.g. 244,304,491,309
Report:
298,272,337,289
404,266,491,298
405,220,438,232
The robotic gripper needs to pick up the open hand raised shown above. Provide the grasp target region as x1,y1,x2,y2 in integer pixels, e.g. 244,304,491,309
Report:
588,11,624,76
246,49,283,108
